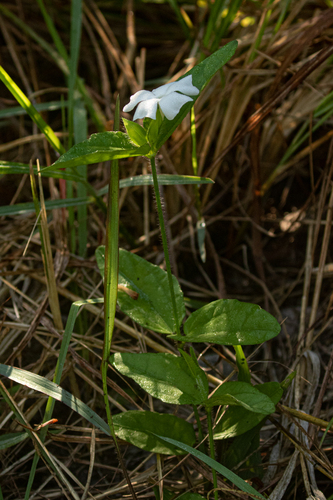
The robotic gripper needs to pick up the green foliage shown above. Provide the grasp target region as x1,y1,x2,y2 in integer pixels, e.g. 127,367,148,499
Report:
113,411,196,455
50,131,150,169
214,382,283,439
169,299,281,345
96,246,186,334
110,351,208,405
153,435,266,500
0,432,29,450
203,381,275,414
222,424,263,480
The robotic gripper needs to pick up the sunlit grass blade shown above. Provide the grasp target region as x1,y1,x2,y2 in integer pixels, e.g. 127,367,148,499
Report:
0,362,110,436
0,3,104,131
0,66,65,154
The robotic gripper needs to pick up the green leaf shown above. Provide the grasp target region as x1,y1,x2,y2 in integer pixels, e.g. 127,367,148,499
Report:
153,41,238,152
48,131,150,170
96,247,186,334
0,432,29,450
168,299,281,345
0,364,111,436
223,424,263,480
112,411,196,455
122,118,147,146
214,382,283,439
177,494,206,500
0,161,84,181
179,348,209,402
110,352,208,405
153,487,175,500
154,435,265,499
204,381,275,414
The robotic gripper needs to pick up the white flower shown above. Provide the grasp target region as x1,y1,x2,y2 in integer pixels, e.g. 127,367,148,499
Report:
123,75,199,121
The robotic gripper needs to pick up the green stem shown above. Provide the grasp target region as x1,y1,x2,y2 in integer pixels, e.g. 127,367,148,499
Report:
233,345,251,383
206,407,218,500
102,96,137,500
193,405,206,454
150,156,180,336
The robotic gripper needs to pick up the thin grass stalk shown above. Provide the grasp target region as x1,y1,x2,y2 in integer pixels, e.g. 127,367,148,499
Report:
29,161,63,331
150,156,180,336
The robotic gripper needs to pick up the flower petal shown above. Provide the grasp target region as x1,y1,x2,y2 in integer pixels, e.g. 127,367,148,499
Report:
153,75,199,98
170,75,200,96
158,92,193,120
133,98,159,120
123,90,154,112
152,81,177,99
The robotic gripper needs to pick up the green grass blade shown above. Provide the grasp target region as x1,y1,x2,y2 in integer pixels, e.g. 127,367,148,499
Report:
0,362,110,436
154,435,265,499
0,100,68,118
0,4,104,131
167,0,191,38
24,297,105,498
0,66,65,154
74,98,88,257
36,0,68,62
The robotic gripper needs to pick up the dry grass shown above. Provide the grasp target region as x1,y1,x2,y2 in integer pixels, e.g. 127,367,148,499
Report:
1,0,333,498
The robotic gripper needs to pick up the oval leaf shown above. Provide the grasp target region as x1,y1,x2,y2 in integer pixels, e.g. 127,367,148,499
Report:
204,381,275,414
214,382,283,439
113,410,195,455
110,352,208,405
96,247,185,334
48,131,150,170
169,299,280,345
